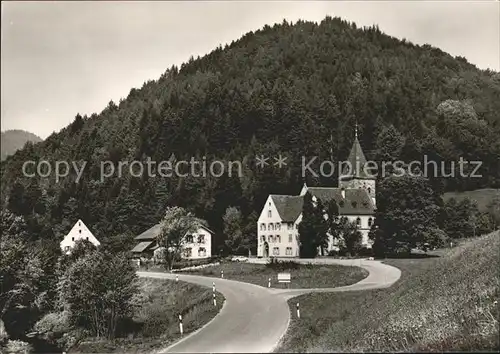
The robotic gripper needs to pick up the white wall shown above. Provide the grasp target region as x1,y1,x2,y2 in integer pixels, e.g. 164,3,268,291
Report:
256,196,301,258
60,219,100,254
181,227,212,259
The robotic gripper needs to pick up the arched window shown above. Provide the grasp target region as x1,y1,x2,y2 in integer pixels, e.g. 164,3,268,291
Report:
269,223,274,231
368,218,373,227
276,235,281,243
268,210,272,218
356,217,361,227
276,223,281,230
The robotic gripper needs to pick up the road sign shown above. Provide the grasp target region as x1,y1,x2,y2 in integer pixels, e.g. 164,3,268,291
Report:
277,272,291,283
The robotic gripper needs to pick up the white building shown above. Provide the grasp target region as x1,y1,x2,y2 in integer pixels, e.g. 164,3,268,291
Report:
60,219,100,254
131,223,213,260
257,128,376,258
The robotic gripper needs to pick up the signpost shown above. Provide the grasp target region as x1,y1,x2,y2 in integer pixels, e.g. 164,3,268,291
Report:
277,272,291,289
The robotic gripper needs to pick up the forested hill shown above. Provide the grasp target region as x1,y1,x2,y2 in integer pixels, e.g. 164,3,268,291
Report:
1,130,42,161
1,16,499,249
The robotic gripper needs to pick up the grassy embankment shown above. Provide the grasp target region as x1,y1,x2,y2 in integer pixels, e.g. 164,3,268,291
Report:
71,279,224,353
277,231,499,352
179,261,368,289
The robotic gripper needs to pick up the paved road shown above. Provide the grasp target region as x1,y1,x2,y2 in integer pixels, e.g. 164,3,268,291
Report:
137,271,290,353
138,259,401,353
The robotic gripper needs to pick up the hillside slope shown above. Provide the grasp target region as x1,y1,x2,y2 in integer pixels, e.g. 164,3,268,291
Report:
278,231,499,352
1,16,499,246
443,188,500,213
1,130,42,161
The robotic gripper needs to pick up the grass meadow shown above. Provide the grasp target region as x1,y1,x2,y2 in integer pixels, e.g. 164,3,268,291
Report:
179,261,368,289
276,231,499,352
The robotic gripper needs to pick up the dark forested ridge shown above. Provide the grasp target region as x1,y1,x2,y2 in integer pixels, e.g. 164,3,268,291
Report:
1,16,500,250
1,130,42,161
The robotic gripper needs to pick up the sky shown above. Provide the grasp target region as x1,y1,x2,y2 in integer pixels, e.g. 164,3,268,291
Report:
1,1,499,139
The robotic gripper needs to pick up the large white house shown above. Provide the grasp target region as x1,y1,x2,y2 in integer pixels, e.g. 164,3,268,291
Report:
60,219,100,254
257,129,376,258
131,223,214,260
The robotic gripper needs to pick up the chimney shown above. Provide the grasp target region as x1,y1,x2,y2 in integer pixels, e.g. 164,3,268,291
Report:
341,187,346,199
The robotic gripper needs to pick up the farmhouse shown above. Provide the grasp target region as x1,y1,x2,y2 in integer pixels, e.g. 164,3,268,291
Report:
60,219,100,254
131,223,214,260
257,128,376,258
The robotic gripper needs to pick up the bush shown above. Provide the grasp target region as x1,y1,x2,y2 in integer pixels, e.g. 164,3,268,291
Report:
265,258,301,271
171,256,220,270
358,247,374,257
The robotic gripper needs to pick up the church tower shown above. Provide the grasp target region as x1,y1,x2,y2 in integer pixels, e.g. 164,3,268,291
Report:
338,123,376,206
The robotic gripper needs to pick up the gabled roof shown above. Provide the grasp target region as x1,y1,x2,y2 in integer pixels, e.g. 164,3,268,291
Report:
131,241,155,253
134,223,213,241
135,223,162,241
269,187,374,222
307,187,375,215
341,136,372,180
270,195,304,222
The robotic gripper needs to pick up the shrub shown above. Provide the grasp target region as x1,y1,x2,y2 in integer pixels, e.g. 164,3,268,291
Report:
265,258,300,271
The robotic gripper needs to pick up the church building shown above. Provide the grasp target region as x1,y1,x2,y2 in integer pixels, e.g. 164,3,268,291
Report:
256,127,376,258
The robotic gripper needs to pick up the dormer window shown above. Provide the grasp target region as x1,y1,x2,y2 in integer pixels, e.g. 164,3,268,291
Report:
356,217,361,227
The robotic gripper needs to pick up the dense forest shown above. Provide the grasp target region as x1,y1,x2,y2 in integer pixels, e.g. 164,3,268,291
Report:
1,16,500,251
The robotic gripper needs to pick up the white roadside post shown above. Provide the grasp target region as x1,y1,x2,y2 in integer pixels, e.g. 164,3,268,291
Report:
212,281,215,293
213,292,217,307
175,274,179,282
268,277,271,288
296,303,300,318
179,314,183,335
221,270,224,278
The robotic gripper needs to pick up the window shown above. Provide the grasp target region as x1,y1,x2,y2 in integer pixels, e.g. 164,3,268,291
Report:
356,217,361,227
65,246,70,252
186,235,194,243
197,235,205,243
86,237,88,241
273,247,280,256
276,235,281,243
286,247,292,256
288,234,293,243
289,223,294,230
198,247,207,257
269,223,274,231
269,235,274,243
268,210,272,218
183,247,192,258
261,235,265,242
71,237,74,241
368,187,372,195
79,230,81,234
261,223,266,231
276,223,281,230
368,218,373,227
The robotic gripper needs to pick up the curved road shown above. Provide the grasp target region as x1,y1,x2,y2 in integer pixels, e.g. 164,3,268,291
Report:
138,259,401,353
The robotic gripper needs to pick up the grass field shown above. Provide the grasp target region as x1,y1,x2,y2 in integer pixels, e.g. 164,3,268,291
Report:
179,261,368,289
443,188,499,213
276,231,499,352
70,278,224,353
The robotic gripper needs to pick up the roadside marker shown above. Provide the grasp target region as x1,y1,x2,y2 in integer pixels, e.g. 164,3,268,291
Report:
213,292,217,307
268,277,271,288
175,274,179,282
296,303,300,318
213,281,216,293
179,314,183,335
221,270,224,278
